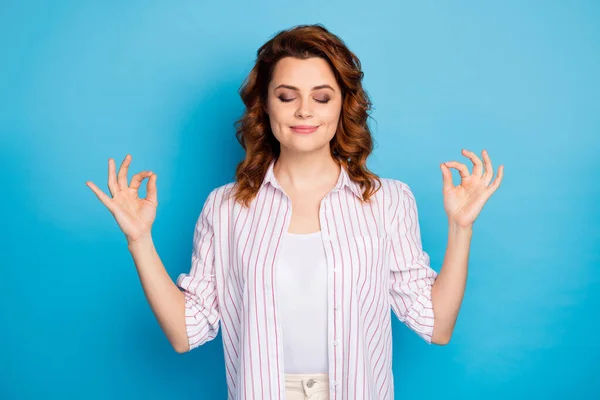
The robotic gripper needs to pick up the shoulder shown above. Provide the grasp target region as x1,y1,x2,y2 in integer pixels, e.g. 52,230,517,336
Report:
374,177,417,206
378,177,410,191
205,181,237,207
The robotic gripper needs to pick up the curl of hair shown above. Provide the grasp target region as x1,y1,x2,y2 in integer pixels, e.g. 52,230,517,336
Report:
232,23,381,208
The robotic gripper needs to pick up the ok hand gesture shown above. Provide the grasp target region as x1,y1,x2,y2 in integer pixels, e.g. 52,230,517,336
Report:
441,149,504,228
86,154,158,244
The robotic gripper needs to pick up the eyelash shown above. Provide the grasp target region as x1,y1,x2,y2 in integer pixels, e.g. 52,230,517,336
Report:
278,96,330,104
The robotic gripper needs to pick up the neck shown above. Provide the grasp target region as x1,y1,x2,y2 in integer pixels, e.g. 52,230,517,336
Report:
273,151,340,193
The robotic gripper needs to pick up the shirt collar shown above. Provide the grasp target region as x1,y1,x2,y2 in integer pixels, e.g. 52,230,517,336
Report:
260,158,364,201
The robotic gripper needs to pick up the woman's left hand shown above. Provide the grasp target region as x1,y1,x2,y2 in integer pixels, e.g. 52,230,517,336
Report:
441,148,504,228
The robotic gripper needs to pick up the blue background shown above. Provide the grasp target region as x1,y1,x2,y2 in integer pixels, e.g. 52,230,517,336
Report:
1,1,598,398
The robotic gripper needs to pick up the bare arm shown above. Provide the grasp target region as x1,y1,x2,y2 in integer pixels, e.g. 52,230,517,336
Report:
432,148,504,343
127,234,189,353
86,154,190,353
430,222,472,344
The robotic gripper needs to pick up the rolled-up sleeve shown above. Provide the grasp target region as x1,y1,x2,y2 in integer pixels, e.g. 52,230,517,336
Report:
388,181,438,344
176,189,220,351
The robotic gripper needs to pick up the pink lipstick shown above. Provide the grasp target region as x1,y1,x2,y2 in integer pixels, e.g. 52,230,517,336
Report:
290,125,319,134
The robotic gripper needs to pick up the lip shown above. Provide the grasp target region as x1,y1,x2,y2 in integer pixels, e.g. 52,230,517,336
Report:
290,125,319,134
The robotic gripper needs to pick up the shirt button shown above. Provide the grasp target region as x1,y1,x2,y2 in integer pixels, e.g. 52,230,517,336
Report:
333,268,338,273
333,340,339,346
334,304,340,311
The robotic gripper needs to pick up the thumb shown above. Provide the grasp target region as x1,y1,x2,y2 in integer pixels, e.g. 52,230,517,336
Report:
146,173,158,206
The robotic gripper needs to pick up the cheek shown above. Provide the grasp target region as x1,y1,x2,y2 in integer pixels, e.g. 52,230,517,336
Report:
266,100,289,124
321,104,342,125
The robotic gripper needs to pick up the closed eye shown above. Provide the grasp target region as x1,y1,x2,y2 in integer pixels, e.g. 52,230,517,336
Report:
277,96,330,104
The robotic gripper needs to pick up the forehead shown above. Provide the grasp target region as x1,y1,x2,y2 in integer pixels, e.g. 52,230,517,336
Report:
269,57,339,90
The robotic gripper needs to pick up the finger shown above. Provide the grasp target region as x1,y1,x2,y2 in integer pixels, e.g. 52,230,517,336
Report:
440,163,455,192
108,158,118,197
444,161,470,179
486,165,504,195
86,181,115,212
461,148,484,178
117,154,131,190
146,173,158,206
130,171,153,191
482,149,494,184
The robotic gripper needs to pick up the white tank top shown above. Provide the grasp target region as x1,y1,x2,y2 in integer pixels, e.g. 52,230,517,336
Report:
276,230,328,374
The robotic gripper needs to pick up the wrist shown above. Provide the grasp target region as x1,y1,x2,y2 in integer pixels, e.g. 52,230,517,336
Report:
448,220,473,235
127,232,154,251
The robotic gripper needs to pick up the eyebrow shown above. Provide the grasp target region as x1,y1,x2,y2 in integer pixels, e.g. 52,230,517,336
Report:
274,84,335,92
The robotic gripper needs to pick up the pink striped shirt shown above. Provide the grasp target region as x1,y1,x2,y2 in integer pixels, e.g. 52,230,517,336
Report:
176,159,438,399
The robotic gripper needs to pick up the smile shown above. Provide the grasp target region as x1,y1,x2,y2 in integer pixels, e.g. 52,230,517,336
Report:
290,125,319,134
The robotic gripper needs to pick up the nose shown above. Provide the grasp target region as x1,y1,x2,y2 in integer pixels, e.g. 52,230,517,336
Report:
294,97,313,119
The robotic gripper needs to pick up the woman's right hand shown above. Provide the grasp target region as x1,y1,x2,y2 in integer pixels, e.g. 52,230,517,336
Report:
86,154,158,244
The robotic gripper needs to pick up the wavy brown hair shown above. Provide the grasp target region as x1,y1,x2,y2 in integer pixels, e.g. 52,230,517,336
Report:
232,23,381,208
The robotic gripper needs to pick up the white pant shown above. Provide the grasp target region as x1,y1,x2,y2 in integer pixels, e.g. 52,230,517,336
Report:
284,372,329,400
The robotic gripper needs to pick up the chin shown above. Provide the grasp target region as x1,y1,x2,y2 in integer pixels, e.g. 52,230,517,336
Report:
283,141,332,154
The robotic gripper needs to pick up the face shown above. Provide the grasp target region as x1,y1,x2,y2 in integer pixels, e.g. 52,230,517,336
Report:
265,56,342,157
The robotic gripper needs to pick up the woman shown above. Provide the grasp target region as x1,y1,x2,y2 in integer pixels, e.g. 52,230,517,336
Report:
86,24,503,400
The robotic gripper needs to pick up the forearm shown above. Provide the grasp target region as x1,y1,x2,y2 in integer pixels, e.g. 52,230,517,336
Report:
127,234,189,353
431,221,473,344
